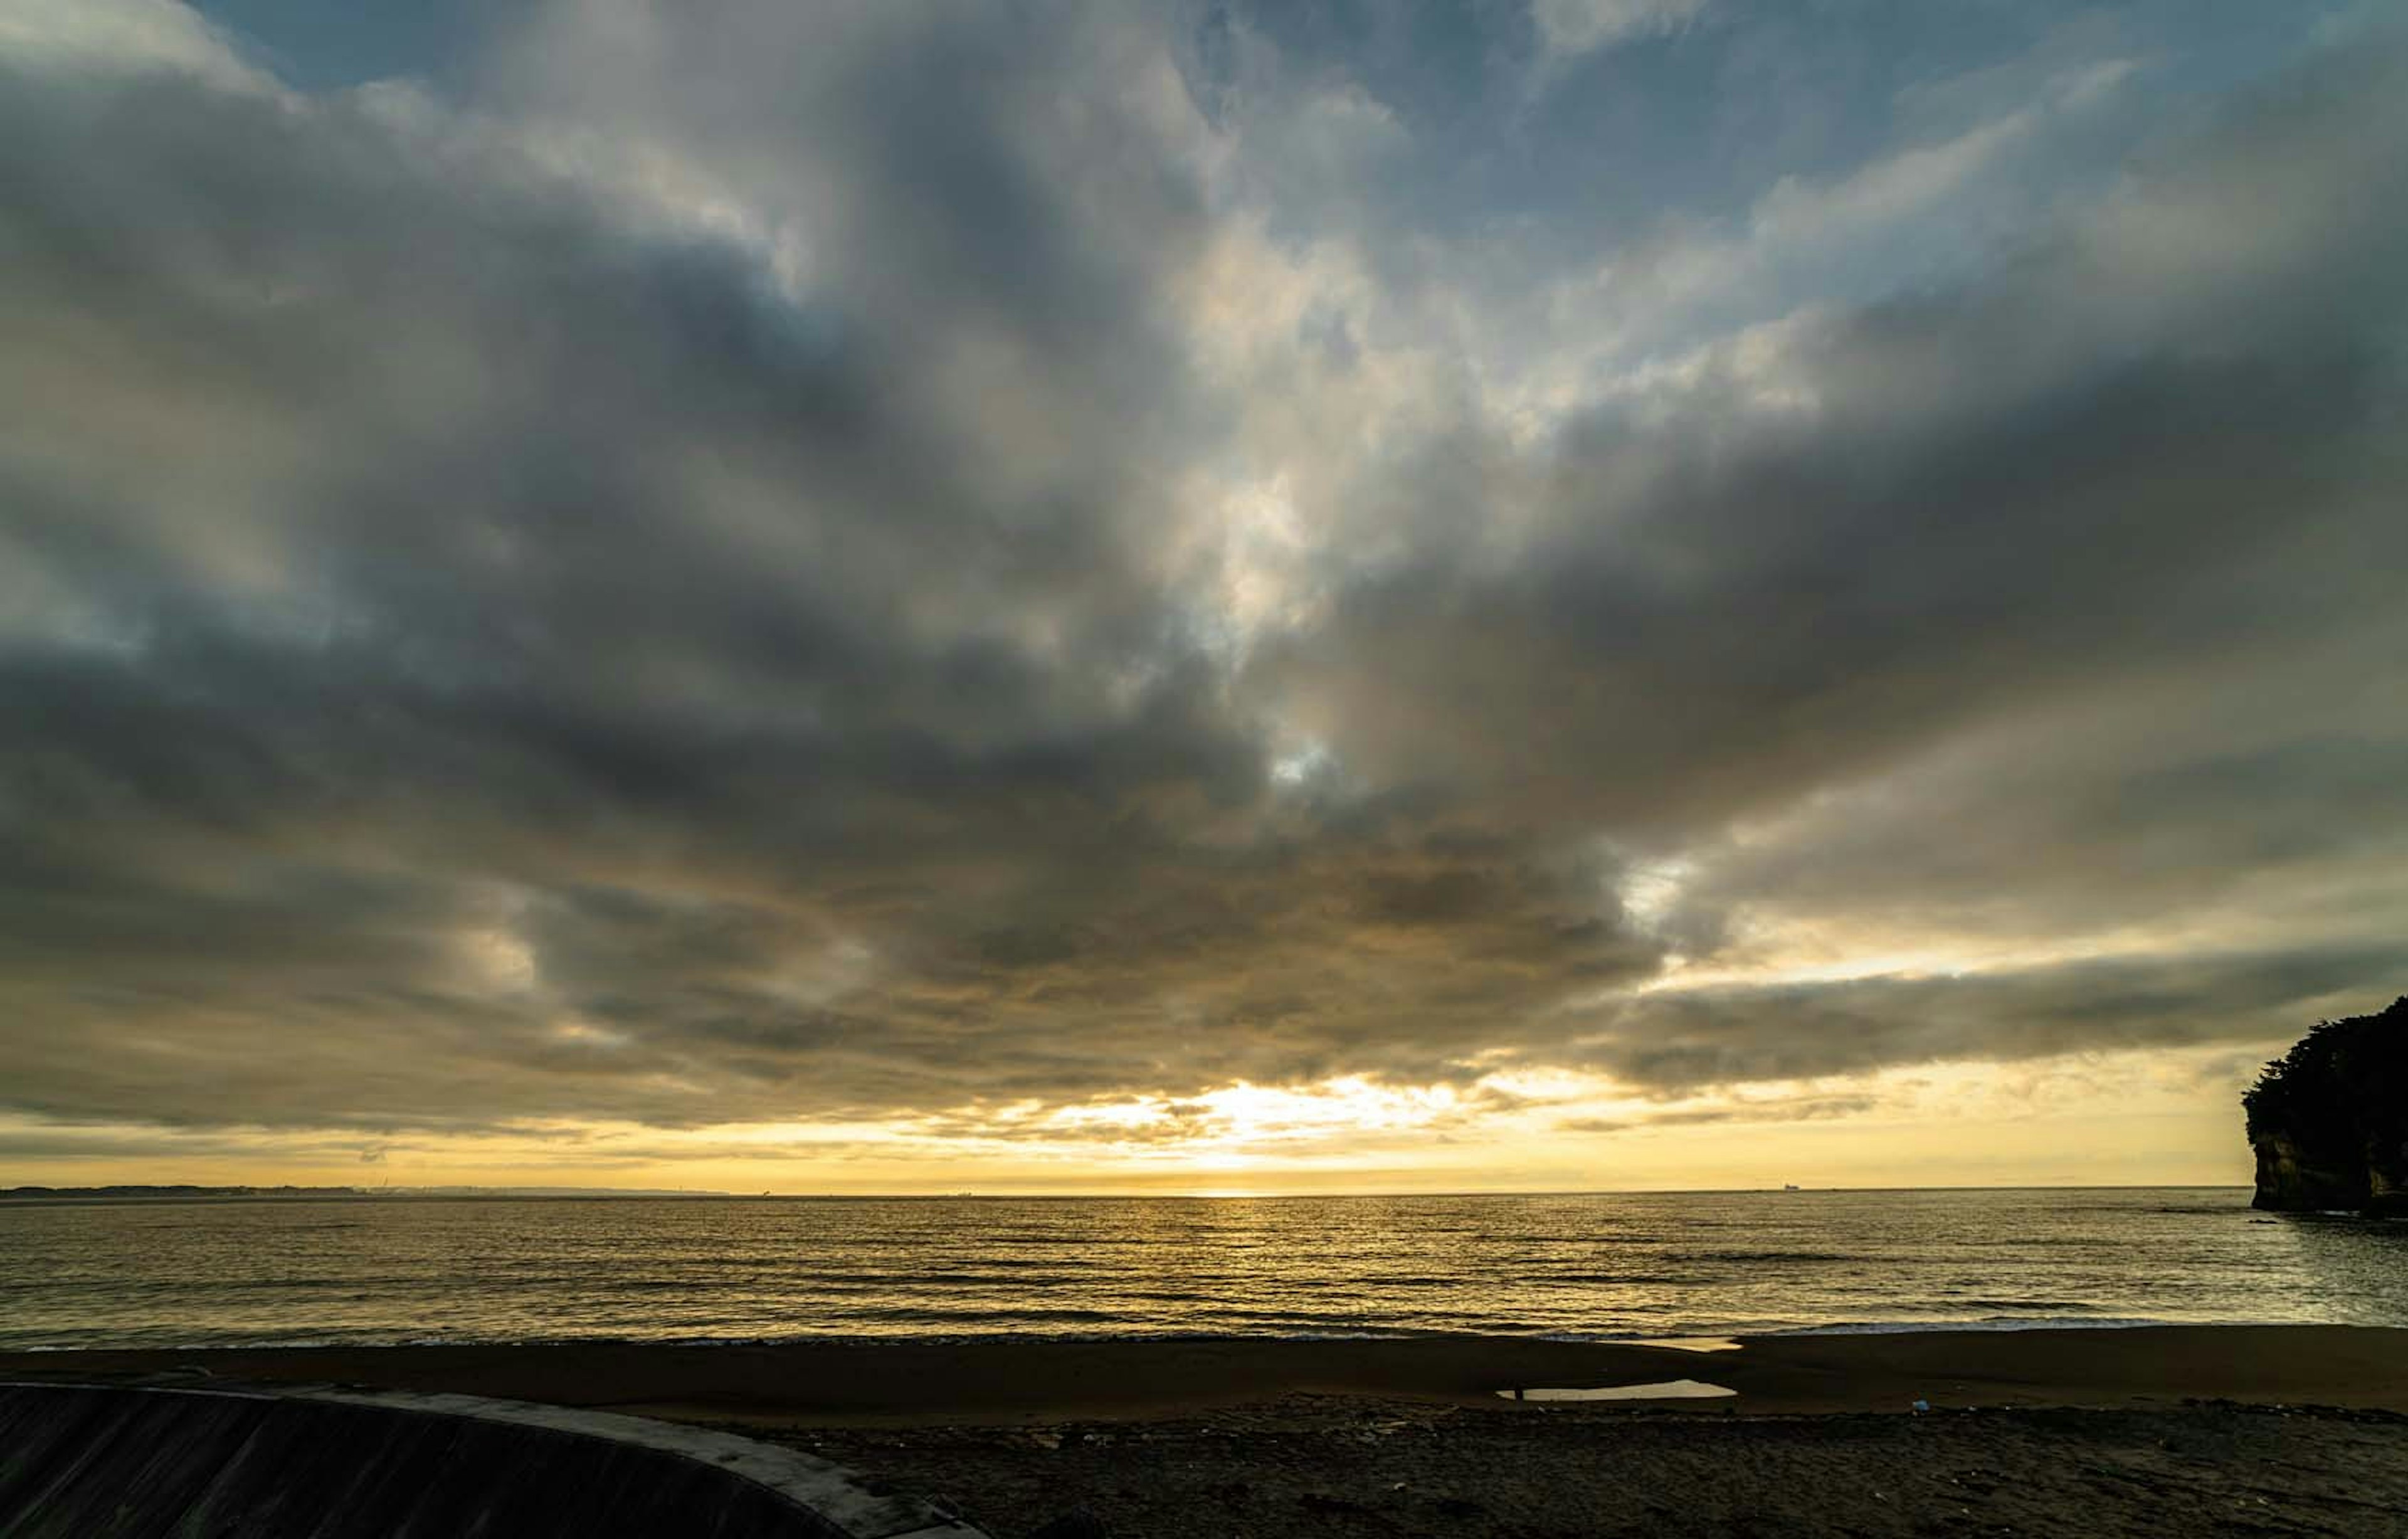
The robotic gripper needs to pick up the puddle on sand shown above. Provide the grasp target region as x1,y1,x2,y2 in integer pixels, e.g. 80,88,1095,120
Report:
1627,1337,1741,1353
1497,1379,1738,1402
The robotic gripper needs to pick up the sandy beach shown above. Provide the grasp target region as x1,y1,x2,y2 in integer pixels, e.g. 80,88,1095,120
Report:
6,1325,2404,1423
9,1326,2407,1535
789,1399,2408,1537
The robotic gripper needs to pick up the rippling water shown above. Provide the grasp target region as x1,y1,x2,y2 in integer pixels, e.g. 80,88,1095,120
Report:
3,1187,2402,1350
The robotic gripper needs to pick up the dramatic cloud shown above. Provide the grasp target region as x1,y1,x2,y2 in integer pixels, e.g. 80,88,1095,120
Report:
1,0,2401,1183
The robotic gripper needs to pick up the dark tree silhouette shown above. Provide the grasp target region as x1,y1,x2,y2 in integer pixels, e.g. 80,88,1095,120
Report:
2243,997,2408,1215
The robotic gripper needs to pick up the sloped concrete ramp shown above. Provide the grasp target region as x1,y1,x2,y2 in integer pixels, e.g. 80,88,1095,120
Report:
0,1382,986,1538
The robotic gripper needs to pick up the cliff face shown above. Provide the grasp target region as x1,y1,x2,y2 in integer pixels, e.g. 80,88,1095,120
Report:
2251,1130,2372,1213
2244,997,2408,1217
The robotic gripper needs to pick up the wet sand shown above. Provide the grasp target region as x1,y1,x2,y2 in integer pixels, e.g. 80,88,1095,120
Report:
8,1328,2407,1535
6,1325,2403,1423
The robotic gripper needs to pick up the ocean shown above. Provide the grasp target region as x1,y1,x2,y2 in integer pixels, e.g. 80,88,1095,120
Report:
3,1187,2401,1351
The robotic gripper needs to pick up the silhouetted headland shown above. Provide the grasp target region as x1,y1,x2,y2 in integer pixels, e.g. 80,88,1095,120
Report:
2244,997,2408,1215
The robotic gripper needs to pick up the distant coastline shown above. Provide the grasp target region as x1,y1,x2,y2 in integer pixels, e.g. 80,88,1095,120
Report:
0,1185,729,1202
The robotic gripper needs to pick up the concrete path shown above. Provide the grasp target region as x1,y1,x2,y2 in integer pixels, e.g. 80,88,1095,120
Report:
0,1381,990,1538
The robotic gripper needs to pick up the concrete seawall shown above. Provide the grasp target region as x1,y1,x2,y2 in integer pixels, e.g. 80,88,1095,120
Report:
0,1382,988,1538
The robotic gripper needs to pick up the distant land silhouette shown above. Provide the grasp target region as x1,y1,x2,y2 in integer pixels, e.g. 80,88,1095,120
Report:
1,1185,365,1201
2244,997,2408,1216
1,1185,727,1201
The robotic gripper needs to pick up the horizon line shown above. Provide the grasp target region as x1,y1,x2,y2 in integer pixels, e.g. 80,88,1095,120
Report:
1,1180,2258,1200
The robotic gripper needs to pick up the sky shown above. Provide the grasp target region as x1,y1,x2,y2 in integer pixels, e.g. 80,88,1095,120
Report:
1,0,2403,1194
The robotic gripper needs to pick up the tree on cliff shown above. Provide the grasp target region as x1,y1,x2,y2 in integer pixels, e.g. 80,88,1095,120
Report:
2243,996,2408,1214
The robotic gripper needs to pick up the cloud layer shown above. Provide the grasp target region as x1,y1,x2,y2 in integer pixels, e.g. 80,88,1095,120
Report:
2,0,2402,1164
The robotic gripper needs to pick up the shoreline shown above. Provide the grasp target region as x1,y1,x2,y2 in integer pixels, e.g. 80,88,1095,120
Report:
13,1328,2408,1533
7,1323,2405,1426
14,1313,2373,1350
8,1316,2399,1367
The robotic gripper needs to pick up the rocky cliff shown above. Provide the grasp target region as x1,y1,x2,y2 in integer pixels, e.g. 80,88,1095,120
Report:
2244,997,2408,1216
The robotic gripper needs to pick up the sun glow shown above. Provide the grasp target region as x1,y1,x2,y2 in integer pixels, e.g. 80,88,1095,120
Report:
926,1076,1494,1170
0,1034,2261,1195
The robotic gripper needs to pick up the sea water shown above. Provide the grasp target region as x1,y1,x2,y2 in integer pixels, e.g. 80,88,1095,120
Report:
3,1186,2402,1351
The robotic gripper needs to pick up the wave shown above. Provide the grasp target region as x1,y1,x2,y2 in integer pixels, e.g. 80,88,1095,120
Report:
18,1318,2405,1354
11,1187,2400,1353
1522,1276,1691,1290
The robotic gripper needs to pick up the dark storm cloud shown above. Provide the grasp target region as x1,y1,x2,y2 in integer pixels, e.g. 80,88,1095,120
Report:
1571,943,2407,1096
1261,35,2408,912
0,0,1655,1133
1,3,2404,1152
1650,724,2408,953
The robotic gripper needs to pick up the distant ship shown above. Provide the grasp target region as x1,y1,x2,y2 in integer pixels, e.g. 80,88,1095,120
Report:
1783,1183,1802,1191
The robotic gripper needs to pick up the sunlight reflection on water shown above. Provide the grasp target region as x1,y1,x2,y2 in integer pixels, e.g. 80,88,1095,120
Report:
3,1187,2402,1350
